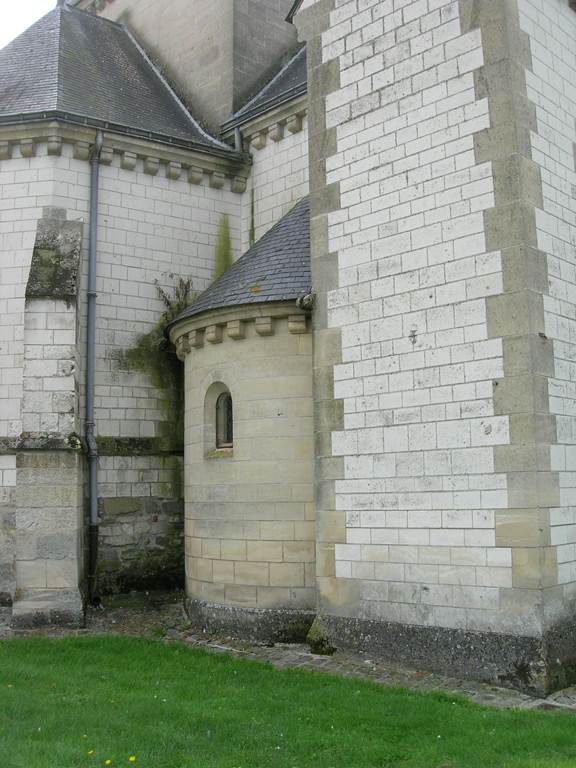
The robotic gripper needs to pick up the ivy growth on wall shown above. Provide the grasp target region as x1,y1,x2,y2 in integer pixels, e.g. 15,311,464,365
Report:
123,276,195,452
213,214,233,281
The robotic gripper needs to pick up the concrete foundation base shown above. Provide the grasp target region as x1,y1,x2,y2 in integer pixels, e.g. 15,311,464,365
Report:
11,589,84,629
319,614,576,696
186,597,315,643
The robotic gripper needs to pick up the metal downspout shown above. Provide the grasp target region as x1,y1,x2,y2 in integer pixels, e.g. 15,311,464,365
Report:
234,126,243,153
86,130,103,605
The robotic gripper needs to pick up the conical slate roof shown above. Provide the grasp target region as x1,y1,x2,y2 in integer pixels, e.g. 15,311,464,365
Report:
0,4,234,154
170,197,310,327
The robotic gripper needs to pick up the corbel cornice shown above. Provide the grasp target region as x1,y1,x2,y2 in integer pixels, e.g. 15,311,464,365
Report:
0,121,251,194
169,301,311,360
222,96,308,151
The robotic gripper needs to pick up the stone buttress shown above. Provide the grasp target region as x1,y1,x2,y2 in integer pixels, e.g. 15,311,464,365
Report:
296,0,576,694
12,207,85,627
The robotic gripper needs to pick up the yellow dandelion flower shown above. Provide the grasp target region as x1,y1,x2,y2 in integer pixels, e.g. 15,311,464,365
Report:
105,761,112,766
129,758,137,764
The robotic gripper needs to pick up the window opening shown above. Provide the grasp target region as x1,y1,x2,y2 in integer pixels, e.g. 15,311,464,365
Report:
216,392,233,448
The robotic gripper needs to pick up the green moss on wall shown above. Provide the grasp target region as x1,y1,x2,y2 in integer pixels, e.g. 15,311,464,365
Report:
159,454,183,499
213,215,233,281
96,437,182,457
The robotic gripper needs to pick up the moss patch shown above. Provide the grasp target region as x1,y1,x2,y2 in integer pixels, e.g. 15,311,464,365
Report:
26,218,83,303
97,548,184,595
213,214,233,281
159,454,183,499
307,617,336,655
96,437,182,457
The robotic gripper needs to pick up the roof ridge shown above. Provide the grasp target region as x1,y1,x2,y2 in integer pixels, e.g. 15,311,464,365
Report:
56,6,65,106
43,6,64,109
60,3,125,30
232,45,306,120
121,24,233,153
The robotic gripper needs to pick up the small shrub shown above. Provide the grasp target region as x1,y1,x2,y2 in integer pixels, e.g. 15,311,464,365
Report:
123,276,195,452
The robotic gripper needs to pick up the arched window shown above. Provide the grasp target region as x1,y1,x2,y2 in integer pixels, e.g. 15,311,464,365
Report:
216,391,233,448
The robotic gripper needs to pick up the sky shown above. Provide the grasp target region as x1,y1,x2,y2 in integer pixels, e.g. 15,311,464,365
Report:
0,0,56,50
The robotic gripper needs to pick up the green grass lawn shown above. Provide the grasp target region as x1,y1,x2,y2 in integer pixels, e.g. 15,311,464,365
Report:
1,636,575,768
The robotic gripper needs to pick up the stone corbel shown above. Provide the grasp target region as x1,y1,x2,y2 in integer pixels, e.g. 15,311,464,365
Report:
74,141,90,161
288,315,307,334
255,317,273,336
100,146,114,165
209,171,226,189
0,142,12,161
269,122,285,142
47,136,62,156
188,166,203,185
205,325,223,344
167,161,182,180
121,151,137,171
287,114,304,134
250,130,268,150
227,320,245,340
20,139,36,158
231,176,248,194
175,334,191,361
189,329,204,349
143,156,159,175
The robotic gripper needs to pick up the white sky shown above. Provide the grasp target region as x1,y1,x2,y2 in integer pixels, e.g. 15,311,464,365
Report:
0,0,57,50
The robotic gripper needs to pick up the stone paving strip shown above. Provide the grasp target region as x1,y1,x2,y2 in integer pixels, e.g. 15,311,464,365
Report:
1,593,574,713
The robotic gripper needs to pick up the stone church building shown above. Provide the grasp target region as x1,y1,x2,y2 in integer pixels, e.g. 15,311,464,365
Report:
1,0,576,694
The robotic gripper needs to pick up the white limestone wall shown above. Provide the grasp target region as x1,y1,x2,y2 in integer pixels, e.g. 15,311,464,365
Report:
321,0,515,632
180,309,315,611
82,149,242,439
21,300,78,436
241,120,309,252
0,138,242,501
518,0,576,598
0,145,85,604
0,148,56,440
98,456,179,499
0,147,74,583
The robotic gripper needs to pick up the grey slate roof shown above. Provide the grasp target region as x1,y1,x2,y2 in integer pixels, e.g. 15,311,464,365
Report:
170,197,310,327
0,5,235,155
222,46,307,131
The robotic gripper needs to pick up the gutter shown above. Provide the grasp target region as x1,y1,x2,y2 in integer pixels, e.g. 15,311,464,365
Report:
86,130,103,605
0,111,248,163
221,84,308,134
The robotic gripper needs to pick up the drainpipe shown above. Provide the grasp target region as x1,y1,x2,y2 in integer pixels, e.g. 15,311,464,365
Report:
86,130,103,605
234,126,243,153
